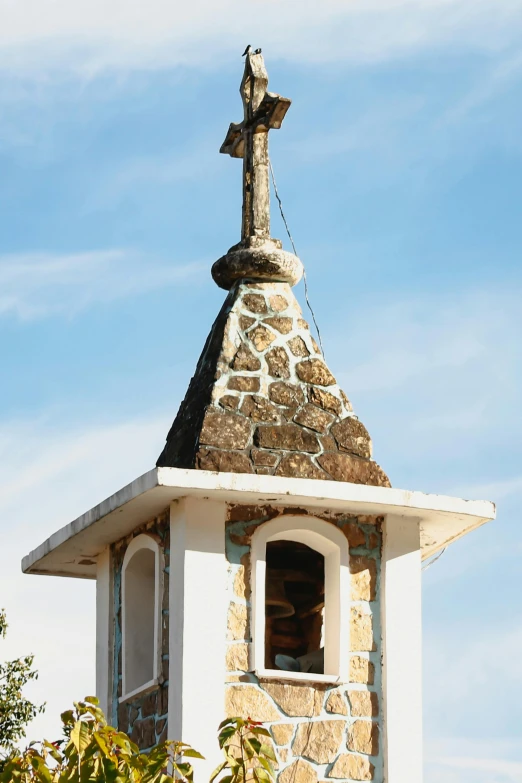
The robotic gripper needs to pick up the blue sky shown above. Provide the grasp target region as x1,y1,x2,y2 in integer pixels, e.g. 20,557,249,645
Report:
0,1,521,780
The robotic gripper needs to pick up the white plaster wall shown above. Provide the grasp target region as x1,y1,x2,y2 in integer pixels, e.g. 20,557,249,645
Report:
381,513,423,783
96,547,113,718
168,498,228,778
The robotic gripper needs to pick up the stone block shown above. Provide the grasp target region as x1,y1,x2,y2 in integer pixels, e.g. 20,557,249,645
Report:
225,685,280,722
266,346,290,379
261,682,315,717
327,753,374,780
296,359,336,386
255,424,320,453
228,376,261,392
275,453,328,480
271,723,295,745
288,336,310,357
317,453,391,487
243,294,268,314
251,448,279,467
141,690,158,718
233,563,250,600
279,759,317,783
239,315,256,331
293,403,334,434
227,602,249,641
342,522,366,549
348,691,379,718
331,418,372,459
264,316,293,334
349,656,375,685
325,690,348,715
196,449,253,474
350,607,374,652
269,294,289,312
269,382,305,408
219,394,240,411
347,720,379,756
350,556,377,601
226,643,250,672
199,410,252,450
231,344,262,371
241,395,280,422
308,387,342,415
249,325,277,352
292,720,344,763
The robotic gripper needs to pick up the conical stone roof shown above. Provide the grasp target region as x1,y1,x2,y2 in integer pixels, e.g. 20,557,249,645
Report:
157,280,390,487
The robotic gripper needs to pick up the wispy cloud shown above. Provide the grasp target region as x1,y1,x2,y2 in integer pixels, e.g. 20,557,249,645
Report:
0,0,521,75
0,410,170,741
0,249,204,320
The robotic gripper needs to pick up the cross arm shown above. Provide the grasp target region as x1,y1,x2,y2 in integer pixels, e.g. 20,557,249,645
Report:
220,92,291,159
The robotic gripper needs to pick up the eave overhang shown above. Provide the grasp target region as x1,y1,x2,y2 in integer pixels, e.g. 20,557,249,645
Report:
22,467,495,579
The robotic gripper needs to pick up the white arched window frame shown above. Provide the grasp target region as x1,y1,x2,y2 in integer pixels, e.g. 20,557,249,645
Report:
251,515,350,683
121,533,162,701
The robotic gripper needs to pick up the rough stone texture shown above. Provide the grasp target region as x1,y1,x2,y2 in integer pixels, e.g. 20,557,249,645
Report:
271,723,295,745
251,448,279,467
264,316,293,334
348,691,379,718
327,754,374,780
350,607,374,652
294,403,334,434
308,387,342,415
266,346,290,379
348,721,379,756
200,410,251,449
288,335,310,357
231,344,262,372
227,602,249,641
325,690,349,715
243,293,268,313
226,643,249,672
261,683,315,717
279,760,317,783
157,281,389,485
292,720,344,764
269,294,289,312
275,453,328,479
331,418,372,459
342,522,367,549
255,424,320,453
249,324,276,352
196,449,253,474
225,685,281,722
220,394,240,411
296,359,336,386
241,395,280,423
318,453,391,487
350,556,377,601
228,375,261,392
349,656,375,685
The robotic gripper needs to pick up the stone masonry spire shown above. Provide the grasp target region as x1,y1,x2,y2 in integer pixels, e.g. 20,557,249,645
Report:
157,49,390,487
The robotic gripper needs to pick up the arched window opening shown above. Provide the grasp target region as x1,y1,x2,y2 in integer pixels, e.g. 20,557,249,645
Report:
122,535,160,699
251,515,350,682
265,540,325,674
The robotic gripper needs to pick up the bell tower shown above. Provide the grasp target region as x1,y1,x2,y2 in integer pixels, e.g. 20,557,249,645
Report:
23,48,495,783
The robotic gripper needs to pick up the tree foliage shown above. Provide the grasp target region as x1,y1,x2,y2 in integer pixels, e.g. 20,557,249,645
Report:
0,699,276,783
0,610,43,754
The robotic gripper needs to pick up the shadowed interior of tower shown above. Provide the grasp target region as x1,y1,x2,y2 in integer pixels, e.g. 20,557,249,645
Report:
265,540,325,673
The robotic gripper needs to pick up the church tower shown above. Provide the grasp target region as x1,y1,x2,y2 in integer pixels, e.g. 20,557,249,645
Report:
23,50,495,783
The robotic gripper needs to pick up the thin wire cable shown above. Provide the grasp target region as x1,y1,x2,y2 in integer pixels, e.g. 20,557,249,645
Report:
422,547,447,572
268,158,325,358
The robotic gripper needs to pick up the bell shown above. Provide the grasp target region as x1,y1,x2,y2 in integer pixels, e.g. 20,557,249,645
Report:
266,571,294,618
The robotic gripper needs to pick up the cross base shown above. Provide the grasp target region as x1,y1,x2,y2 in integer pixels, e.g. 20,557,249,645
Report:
211,239,303,291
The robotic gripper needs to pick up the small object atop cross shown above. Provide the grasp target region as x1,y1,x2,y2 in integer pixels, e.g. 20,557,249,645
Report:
221,48,291,244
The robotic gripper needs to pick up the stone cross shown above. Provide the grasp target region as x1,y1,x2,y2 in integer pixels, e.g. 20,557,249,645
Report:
221,48,291,244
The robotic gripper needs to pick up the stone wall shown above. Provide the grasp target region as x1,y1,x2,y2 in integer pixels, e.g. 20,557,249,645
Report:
225,504,383,782
157,280,389,488
112,510,170,750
